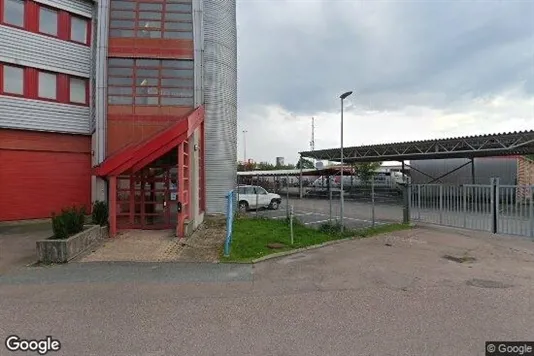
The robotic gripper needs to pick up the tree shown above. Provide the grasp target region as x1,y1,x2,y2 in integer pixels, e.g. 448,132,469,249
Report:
353,162,382,184
256,161,276,170
296,157,315,169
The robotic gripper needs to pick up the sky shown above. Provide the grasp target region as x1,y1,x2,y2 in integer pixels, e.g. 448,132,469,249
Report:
235,0,534,165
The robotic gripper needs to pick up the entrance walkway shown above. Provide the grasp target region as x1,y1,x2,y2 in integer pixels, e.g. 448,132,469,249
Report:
78,230,183,263
77,218,226,263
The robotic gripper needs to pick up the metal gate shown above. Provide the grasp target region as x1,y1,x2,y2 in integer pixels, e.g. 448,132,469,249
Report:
410,182,534,238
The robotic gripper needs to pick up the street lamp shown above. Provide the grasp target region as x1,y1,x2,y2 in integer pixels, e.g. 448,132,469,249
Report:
339,91,353,232
242,130,248,163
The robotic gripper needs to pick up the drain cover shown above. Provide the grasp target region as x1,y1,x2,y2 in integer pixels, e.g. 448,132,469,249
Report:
466,278,513,289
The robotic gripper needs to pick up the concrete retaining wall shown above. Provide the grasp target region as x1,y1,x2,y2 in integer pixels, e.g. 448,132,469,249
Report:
36,225,108,264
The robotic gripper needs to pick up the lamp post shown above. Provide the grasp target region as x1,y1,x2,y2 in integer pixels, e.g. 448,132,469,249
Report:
339,91,353,232
242,130,248,163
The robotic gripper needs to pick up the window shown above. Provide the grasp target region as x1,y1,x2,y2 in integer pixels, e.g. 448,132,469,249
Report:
109,0,193,40
1,62,89,104
38,72,57,99
69,77,87,104
71,16,88,44
39,7,58,36
2,65,24,95
107,58,194,106
1,1,90,45
3,0,24,27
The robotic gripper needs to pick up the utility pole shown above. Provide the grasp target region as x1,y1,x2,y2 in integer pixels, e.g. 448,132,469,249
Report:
242,130,248,163
310,117,315,167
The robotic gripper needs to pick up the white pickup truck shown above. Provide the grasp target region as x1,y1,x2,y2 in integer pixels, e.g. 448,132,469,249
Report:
236,185,282,211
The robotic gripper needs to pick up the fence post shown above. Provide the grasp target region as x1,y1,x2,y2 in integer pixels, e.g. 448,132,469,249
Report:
255,175,259,216
490,178,497,234
417,184,421,221
329,176,333,223
286,173,290,218
224,191,234,257
402,183,410,224
371,177,375,227
463,185,467,228
289,205,294,245
530,186,534,238
439,184,443,225
494,178,500,234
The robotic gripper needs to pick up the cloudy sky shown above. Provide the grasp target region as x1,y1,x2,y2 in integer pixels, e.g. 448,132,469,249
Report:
235,0,534,165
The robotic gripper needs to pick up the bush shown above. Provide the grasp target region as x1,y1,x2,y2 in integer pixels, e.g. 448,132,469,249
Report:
318,220,343,235
51,206,86,239
91,200,109,226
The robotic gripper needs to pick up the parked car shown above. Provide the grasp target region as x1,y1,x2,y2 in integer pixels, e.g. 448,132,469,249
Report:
236,185,282,211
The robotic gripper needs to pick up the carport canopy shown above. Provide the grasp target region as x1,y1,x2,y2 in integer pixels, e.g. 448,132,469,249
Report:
299,130,534,163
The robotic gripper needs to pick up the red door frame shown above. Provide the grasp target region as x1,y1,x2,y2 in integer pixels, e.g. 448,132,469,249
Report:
100,107,204,238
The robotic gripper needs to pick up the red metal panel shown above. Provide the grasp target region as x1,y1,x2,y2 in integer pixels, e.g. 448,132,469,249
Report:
109,176,117,237
0,149,91,221
94,106,204,177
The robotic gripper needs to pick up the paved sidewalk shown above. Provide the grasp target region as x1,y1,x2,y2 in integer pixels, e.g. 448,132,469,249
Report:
78,230,184,263
0,221,51,274
77,218,226,263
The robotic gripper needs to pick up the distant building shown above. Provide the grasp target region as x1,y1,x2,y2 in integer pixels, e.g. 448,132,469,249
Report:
276,157,285,167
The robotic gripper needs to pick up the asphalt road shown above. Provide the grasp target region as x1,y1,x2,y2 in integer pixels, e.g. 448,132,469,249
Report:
249,197,404,229
1,226,534,356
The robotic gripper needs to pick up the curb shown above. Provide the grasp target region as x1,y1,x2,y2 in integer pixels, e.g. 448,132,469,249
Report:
250,237,355,264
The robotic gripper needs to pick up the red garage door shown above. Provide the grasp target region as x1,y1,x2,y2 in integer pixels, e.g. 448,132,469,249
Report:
0,129,91,221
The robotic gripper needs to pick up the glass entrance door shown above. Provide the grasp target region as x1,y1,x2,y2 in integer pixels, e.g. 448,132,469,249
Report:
115,149,179,230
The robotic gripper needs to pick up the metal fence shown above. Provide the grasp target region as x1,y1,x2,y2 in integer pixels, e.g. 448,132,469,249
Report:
236,174,405,230
410,181,534,237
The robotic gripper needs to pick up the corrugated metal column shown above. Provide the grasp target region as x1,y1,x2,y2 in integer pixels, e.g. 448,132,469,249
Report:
203,0,238,214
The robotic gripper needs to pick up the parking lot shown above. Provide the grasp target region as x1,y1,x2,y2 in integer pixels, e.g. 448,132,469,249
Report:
248,197,404,229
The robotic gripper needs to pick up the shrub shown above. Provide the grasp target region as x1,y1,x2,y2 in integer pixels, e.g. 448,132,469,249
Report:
51,206,86,239
91,200,109,226
318,220,343,235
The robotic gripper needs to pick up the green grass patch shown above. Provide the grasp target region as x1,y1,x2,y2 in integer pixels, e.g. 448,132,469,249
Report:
220,217,411,263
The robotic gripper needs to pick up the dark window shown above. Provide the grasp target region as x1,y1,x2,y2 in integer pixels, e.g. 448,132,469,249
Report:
107,58,194,106
109,0,192,39
110,0,136,10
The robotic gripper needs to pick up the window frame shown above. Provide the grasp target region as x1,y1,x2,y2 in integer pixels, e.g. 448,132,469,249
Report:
69,14,90,45
0,63,25,97
37,4,59,38
0,61,89,105
0,0,26,29
68,76,89,105
0,0,91,46
108,0,193,40
37,70,58,101
107,58,194,106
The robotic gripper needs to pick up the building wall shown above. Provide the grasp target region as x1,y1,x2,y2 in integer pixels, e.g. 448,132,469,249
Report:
0,129,91,221
203,0,237,214
0,0,93,134
105,0,195,156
